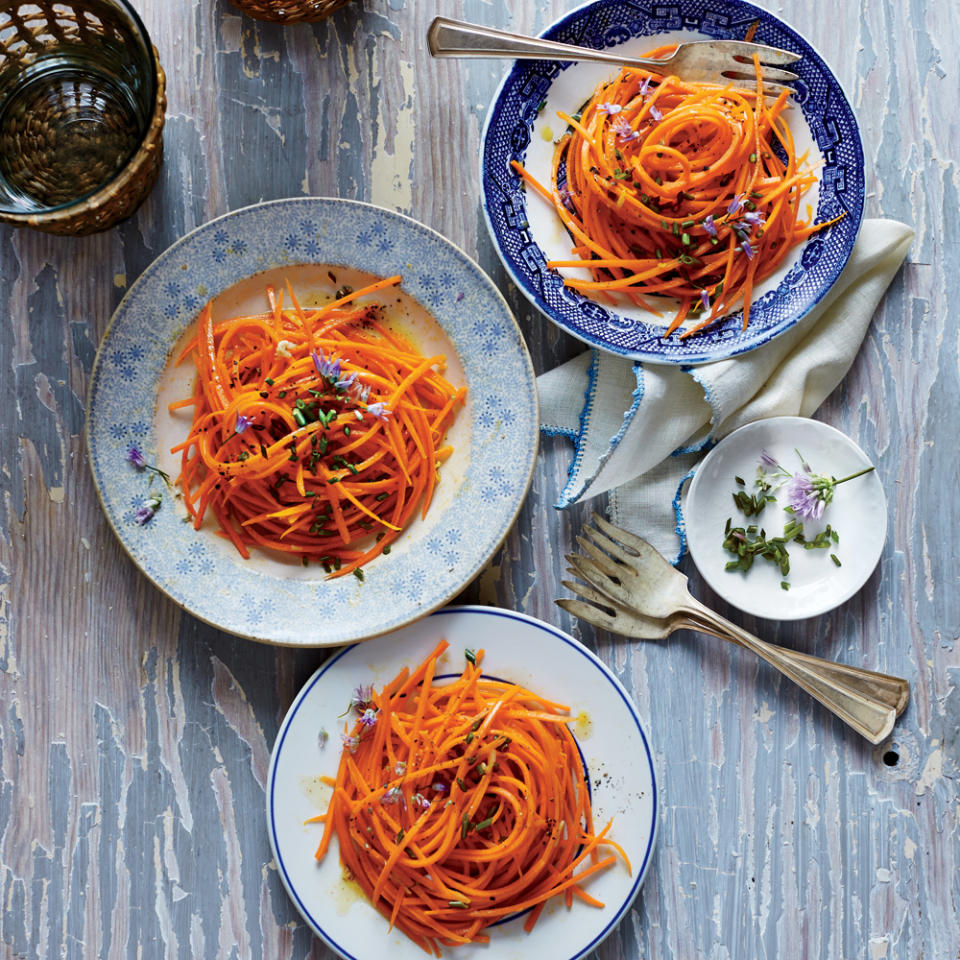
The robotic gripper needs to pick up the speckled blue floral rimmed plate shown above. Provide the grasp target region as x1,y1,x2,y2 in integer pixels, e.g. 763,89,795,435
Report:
480,0,865,364
86,198,538,647
266,605,659,960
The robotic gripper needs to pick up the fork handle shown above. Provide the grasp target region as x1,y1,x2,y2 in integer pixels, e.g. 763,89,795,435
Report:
683,603,909,744
428,17,657,70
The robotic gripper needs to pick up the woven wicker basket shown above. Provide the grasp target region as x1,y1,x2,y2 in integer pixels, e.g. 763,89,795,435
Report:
229,0,353,23
0,3,166,236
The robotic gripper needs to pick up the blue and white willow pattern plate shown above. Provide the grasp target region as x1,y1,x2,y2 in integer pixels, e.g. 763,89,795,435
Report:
86,199,538,646
480,0,865,365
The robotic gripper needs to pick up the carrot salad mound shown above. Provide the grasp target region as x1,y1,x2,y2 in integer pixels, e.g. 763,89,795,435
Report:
309,641,631,956
512,51,841,337
169,275,465,580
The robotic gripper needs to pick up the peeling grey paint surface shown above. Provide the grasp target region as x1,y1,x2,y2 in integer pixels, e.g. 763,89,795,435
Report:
0,1,958,957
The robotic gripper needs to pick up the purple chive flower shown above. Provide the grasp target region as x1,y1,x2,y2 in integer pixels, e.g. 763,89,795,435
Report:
126,444,147,469
134,493,162,526
134,504,156,525
456,291,465,302
366,402,391,421
558,185,576,212
341,733,360,753
381,786,405,806
432,781,447,793
740,241,755,260
638,76,651,97
727,194,746,216
787,474,827,521
649,104,663,121
235,413,254,434
612,117,640,142
412,793,431,810
358,708,378,728
350,684,373,710
759,449,780,469
597,102,622,115
743,210,766,226
703,215,717,238
700,290,711,311
318,728,329,749
312,348,341,381
394,760,407,776
335,372,358,391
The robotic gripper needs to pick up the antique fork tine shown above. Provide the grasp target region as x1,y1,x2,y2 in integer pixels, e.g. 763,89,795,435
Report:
428,17,800,97
564,517,910,744
585,513,910,717
558,577,708,639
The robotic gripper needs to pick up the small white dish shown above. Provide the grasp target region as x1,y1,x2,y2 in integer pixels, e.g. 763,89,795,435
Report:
266,605,659,960
685,417,887,620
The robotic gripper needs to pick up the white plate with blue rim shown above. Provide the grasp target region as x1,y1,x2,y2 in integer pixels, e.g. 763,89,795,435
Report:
86,198,539,646
480,0,864,364
266,605,659,960
685,417,887,619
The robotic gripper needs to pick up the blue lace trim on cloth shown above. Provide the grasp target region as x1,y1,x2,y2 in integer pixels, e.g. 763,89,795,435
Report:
551,349,598,507
557,358,645,507
671,466,698,565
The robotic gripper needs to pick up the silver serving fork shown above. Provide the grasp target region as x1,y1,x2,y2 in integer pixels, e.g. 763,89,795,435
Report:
557,514,909,744
428,17,800,98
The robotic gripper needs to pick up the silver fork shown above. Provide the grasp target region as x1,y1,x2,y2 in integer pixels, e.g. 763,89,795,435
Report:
427,17,800,98
558,514,910,744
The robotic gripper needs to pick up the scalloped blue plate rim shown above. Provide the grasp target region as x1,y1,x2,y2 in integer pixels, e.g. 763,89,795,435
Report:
480,0,865,365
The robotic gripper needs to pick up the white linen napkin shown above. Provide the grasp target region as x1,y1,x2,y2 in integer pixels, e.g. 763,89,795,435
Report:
538,219,913,561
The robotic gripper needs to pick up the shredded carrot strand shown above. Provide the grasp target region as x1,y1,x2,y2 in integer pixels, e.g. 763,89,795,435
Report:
313,643,630,954
171,278,465,579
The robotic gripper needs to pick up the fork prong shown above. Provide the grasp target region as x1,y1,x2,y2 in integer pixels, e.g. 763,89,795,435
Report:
566,551,617,588
583,521,639,563
705,39,802,65
573,536,629,580
561,577,621,612
722,64,799,83
590,513,670,569
556,597,622,633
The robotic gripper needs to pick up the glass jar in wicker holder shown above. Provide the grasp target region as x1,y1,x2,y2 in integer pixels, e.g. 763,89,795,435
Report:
229,0,353,23
0,1,165,236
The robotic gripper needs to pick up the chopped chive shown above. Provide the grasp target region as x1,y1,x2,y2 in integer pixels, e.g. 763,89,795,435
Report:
265,377,275,386
382,545,391,555
831,554,842,567
749,152,757,163
781,580,790,590
735,476,745,486
448,900,470,909
353,568,364,581
681,232,691,246
456,778,467,791
475,816,495,831
396,828,404,843
461,813,471,839
464,648,477,666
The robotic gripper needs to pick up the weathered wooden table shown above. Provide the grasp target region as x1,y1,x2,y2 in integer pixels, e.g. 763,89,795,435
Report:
1,1,957,957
